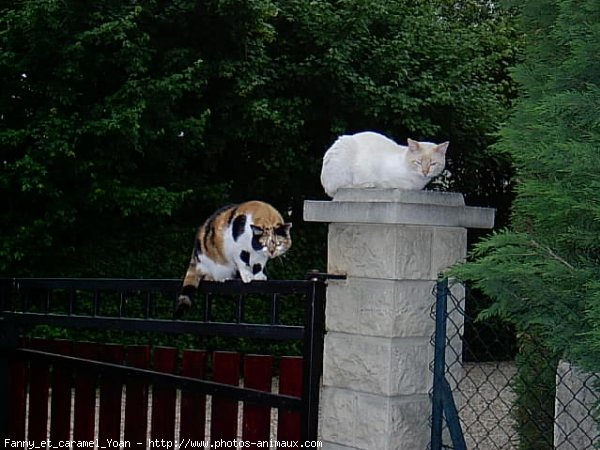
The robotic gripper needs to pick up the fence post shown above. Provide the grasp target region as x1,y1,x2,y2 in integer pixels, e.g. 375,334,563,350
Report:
304,189,494,450
301,279,327,441
430,278,448,450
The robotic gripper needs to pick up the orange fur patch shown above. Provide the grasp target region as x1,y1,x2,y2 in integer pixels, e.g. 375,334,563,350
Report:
234,201,285,228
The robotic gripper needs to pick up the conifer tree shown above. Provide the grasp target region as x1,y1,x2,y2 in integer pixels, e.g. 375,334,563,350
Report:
453,0,600,373
451,3,600,445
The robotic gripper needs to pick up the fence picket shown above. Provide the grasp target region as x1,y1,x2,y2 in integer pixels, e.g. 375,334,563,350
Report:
151,347,178,443
243,355,273,444
211,351,241,440
27,339,51,442
124,345,150,443
49,340,73,442
98,343,125,444
180,350,207,442
73,342,98,441
277,356,302,441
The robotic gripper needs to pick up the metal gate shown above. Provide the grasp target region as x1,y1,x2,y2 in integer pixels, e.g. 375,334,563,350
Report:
0,277,326,445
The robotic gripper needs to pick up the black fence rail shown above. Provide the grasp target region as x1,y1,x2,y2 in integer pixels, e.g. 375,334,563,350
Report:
0,278,317,339
430,279,600,450
0,277,327,444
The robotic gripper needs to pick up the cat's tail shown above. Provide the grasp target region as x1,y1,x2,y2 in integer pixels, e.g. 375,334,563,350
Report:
175,252,203,318
175,289,194,318
320,135,356,198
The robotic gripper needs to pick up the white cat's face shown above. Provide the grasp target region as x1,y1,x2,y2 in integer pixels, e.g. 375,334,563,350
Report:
407,139,449,178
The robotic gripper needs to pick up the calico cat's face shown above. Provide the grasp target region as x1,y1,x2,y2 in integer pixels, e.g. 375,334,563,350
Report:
251,223,292,258
407,138,449,178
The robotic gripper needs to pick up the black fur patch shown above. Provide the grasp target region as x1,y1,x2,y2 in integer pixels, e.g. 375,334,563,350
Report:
202,223,213,252
174,301,190,318
195,238,203,260
240,250,250,266
275,223,290,237
180,284,196,298
251,234,263,251
227,207,237,225
252,263,262,275
232,215,247,241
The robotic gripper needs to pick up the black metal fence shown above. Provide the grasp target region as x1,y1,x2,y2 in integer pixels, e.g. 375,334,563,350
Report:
0,277,327,443
431,279,600,450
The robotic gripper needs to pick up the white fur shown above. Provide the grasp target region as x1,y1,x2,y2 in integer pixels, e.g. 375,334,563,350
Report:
196,254,236,281
320,131,448,197
196,213,271,283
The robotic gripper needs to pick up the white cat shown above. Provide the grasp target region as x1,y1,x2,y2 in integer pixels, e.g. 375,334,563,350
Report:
320,131,449,197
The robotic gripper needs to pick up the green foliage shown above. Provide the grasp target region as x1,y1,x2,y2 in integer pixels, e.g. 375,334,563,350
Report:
512,334,560,450
451,0,600,371
450,0,600,444
1,1,519,280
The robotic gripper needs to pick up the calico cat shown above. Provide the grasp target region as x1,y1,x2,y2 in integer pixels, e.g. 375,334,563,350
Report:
176,201,292,316
320,131,449,197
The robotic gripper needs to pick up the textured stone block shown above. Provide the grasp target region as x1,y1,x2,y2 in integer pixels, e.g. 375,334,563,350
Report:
390,395,431,450
321,388,432,450
328,224,434,280
328,223,397,279
431,228,467,278
355,392,392,449
391,338,433,395
323,332,391,395
323,332,432,396
325,278,396,336
325,278,436,338
393,281,437,337
320,387,358,447
396,226,432,279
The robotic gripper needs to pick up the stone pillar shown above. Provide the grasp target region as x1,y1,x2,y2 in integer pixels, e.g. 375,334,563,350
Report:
304,189,495,450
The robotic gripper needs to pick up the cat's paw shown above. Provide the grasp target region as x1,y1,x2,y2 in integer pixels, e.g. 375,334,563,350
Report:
174,295,192,318
239,271,254,283
253,272,267,281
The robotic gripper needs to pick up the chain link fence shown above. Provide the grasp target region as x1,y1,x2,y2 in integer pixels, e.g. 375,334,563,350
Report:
430,281,600,450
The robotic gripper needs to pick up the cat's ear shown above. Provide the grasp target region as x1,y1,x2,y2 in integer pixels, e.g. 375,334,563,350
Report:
276,223,292,237
250,225,263,236
407,138,420,152
435,141,450,155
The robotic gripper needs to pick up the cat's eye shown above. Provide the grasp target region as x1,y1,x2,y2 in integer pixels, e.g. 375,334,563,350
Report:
413,160,422,166
430,162,438,166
